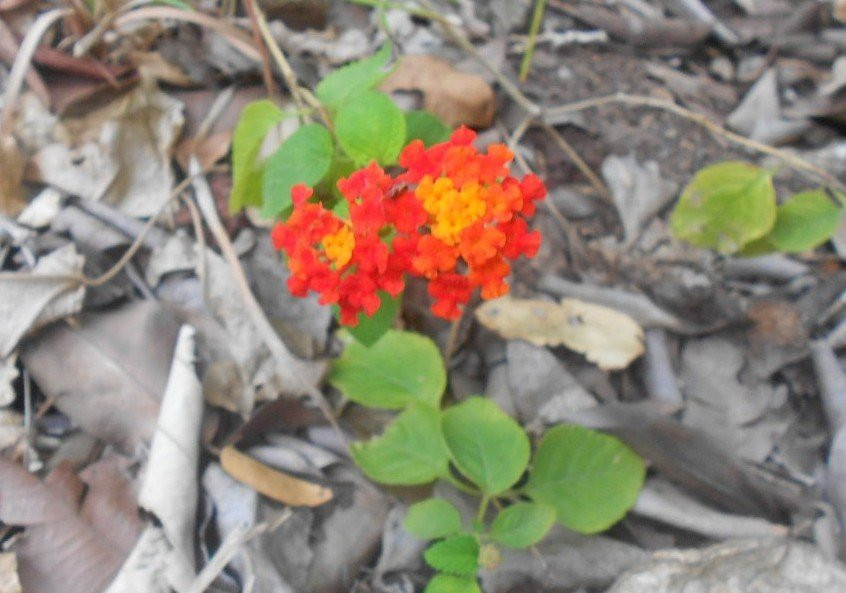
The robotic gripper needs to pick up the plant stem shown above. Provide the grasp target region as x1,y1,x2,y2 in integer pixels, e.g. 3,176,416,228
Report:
443,473,479,495
519,0,547,83
476,495,490,523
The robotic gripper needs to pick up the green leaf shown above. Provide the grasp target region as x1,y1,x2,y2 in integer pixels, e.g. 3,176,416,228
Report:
765,189,843,253
335,90,406,165
229,100,288,212
329,329,445,409
260,123,333,218
404,498,462,539
405,110,451,147
524,425,645,534
424,574,482,593
350,403,450,484
670,161,777,254
347,292,401,346
489,502,555,548
440,397,530,495
423,535,479,576
316,43,392,109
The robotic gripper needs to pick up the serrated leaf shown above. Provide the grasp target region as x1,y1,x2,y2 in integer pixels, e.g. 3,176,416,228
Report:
351,403,449,485
346,292,401,346
524,425,645,534
424,574,482,593
489,502,555,548
766,189,843,253
316,43,393,109
670,161,776,254
335,91,406,165
229,100,288,212
329,329,445,409
405,110,451,147
424,535,479,576
260,123,333,218
404,498,462,539
441,397,530,495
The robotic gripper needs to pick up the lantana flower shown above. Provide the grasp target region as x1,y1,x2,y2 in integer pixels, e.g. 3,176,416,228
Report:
271,127,546,325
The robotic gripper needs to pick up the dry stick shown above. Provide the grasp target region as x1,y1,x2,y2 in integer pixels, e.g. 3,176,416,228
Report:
0,8,71,135
251,1,330,127
187,158,345,443
540,121,610,199
0,168,220,286
244,0,282,103
114,6,261,63
545,93,846,191
186,509,293,593
250,1,306,112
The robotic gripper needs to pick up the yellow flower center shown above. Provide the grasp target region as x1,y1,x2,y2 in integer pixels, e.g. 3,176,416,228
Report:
322,225,354,267
416,176,486,245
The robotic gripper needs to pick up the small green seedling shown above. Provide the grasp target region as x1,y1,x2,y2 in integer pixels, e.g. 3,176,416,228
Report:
671,160,845,255
329,330,646,592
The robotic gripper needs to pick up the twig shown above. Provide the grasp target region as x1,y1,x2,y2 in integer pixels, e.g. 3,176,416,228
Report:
540,121,610,199
114,6,261,62
0,168,219,286
1,8,70,135
250,1,306,111
186,509,292,593
545,93,846,191
244,0,281,103
187,158,345,443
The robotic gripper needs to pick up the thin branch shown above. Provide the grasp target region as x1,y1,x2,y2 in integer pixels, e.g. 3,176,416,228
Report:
187,158,345,444
545,93,846,191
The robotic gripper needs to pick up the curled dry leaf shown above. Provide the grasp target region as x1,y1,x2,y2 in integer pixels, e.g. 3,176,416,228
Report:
0,244,85,358
476,296,645,371
379,55,495,128
220,445,333,507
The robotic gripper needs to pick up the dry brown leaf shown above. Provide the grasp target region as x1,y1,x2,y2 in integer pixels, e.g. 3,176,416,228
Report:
0,552,22,593
475,296,645,370
379,55,495,128
21,301,179,451
0,244,85,358
0,135,26,216
220,445,333,507
0,456,141,593
175,131,232,172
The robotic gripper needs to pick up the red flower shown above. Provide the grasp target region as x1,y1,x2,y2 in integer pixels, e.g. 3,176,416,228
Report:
272,127,546,325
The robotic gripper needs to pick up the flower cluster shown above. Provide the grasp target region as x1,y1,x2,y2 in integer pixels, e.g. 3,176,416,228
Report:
271,127,546,325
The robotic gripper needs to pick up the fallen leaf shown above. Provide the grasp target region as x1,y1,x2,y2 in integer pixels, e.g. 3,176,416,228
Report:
476,297,645,371
0,244,85,358
21,301,179,451
0,552,22,593
0,456,141,593
601,153,678,245
138,326,202,576
0,135,26,216
30,82,184,217
174,130,232,172
220,444,333,507
379,55,495,128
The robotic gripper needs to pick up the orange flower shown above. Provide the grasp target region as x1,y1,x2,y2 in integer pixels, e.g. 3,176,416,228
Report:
272,127,546,324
